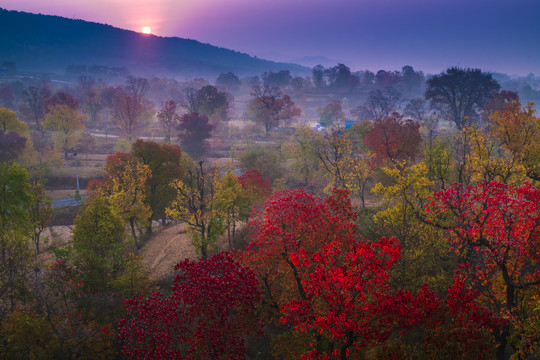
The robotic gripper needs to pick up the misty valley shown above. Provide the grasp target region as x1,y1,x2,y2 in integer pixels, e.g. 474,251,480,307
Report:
0,7,539,360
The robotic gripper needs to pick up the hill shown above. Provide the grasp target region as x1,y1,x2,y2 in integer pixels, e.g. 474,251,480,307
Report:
0,8,309,78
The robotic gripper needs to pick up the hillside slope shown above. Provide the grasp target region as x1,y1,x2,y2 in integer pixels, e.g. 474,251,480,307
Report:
0,8,309,77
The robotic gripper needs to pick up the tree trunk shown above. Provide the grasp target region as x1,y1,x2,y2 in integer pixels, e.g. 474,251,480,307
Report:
129,218,136,240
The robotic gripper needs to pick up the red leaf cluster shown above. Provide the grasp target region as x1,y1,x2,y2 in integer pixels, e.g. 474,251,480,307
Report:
119,252,261,360
364,112,421,164
428,181,540,297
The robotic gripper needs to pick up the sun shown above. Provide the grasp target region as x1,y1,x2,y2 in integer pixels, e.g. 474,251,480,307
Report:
141,27,151,34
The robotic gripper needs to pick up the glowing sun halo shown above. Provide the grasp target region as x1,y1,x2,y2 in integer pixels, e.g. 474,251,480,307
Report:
142,27,151,34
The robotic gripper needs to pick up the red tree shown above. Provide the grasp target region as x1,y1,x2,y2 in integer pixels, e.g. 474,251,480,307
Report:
45,90,80,112
482,90,520,121
248,85,301,136
238,169,272,206
364,112,421,164
379,275,504,360
240,188,503,359
427,181,540,359
119,252,261,360
240,189,403,358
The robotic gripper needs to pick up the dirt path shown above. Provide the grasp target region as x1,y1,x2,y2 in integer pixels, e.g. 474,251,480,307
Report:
139,223,198,281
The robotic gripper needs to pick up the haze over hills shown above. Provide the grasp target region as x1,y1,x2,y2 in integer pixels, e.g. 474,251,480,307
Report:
0,8,310,78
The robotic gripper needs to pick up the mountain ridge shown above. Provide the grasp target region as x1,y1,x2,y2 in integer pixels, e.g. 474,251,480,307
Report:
0,8,310,78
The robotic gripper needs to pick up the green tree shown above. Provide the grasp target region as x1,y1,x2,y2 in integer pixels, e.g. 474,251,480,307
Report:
239,146,283,184
196,85,229,122
317,100,346,127
311,128,353,190
72,195,128,292
0,163,32,313
28,182,53,255
281,127,321,190
132,140,184,232
216,72,241,92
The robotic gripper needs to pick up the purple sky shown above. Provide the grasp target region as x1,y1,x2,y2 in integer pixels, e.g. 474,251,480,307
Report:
4,0,540,75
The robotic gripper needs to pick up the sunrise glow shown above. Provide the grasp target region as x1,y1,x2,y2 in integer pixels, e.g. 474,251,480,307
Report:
141,26,151,34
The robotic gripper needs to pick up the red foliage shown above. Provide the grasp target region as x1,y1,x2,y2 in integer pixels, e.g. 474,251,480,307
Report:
380,275,503,359
427,180,540,358
103,152,134,179
364,112,421,164
482,90,520,121
118,252,261,360
241,189,403,358
279,236,403,359
238,169,272,205
45,90,80,112
241,188,504,359
427,181,540,306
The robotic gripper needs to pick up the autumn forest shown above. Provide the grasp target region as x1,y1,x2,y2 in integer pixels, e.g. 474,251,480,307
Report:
0,13,540,359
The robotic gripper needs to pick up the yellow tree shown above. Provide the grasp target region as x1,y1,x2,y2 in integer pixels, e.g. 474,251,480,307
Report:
344,153,373,208
214,168,248,248
0,107,28,135
489,100,540,181
43,104,85,160
97,153,152,241
466,125,525,185
166,161,223,258
18,133,63,183
371,162,456,294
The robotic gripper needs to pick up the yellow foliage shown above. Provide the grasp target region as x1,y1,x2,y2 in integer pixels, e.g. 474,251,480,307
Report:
489,100,540,181
43,104,86,158
465,125,526,184
0,107,28,135
372,162,454,293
